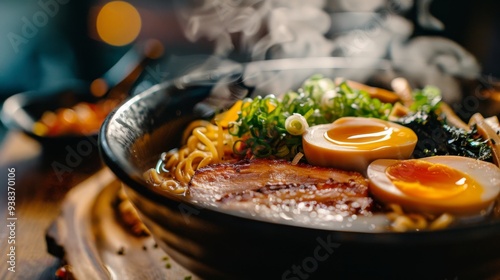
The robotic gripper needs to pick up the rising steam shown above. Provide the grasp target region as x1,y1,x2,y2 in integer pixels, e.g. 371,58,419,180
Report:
175,0,480,103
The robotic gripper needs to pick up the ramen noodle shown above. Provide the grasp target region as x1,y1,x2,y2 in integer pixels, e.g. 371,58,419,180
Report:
386,204,454,232
144,120,237,193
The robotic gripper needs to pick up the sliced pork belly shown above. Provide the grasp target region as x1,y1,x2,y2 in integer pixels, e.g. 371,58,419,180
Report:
188,159,372,216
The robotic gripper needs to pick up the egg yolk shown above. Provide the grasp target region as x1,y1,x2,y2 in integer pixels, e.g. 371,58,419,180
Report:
385,160,478,199
367,156,500,216
302,117,417,172
326,125,394,150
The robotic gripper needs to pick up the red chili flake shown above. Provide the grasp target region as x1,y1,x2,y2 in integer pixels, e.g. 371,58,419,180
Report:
55,265,75,280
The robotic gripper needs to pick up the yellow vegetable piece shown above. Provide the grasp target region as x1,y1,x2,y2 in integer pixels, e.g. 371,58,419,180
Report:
215,100,242,128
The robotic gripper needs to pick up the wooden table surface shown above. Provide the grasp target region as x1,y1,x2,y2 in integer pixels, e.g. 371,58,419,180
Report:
0,132,104,280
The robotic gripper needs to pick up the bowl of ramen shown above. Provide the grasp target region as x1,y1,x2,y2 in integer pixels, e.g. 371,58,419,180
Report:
99,58,500,280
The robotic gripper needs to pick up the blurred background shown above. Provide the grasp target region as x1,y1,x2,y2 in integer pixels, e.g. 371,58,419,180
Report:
0,0,499,140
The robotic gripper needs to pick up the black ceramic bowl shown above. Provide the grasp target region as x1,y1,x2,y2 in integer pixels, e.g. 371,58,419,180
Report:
99,58,500,280
0,82,102,147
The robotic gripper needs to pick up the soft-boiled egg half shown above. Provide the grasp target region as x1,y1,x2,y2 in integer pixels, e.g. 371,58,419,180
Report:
302,117,418,172
367,156,500,216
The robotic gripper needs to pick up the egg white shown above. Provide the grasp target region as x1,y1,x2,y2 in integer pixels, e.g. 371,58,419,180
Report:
302,117,417,173
367,156,500,216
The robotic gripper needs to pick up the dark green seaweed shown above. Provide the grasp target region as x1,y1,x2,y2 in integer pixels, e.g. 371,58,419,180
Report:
397,110,492,161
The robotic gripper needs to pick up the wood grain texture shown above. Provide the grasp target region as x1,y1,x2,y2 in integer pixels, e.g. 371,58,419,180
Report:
0,132,103,280
46,170,197,279
0,132,198,279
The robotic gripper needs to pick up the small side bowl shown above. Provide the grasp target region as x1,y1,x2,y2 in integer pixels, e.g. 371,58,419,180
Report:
0,81,101,147
99,58,500,280
1,40,163,148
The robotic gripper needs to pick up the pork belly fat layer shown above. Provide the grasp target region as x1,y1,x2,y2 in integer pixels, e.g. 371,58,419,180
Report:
188,159,372,215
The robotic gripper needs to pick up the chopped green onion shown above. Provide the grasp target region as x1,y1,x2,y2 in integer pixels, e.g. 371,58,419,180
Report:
285,113,309,135
411,85,442,112
228,75,394,160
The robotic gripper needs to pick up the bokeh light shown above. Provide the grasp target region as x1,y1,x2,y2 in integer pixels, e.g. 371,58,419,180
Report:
96,1,142,46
